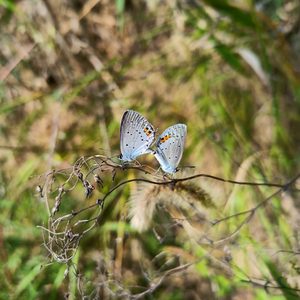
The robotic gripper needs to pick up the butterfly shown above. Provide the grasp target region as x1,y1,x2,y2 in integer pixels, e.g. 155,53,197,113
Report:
153,124,187,174
119,110,156,162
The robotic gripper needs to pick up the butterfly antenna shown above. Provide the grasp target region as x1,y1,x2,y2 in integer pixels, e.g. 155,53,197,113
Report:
176,166,195,171
155,127,160,136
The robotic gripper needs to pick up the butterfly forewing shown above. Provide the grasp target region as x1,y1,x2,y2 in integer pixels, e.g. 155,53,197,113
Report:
168,124,187,148
120,110,156,162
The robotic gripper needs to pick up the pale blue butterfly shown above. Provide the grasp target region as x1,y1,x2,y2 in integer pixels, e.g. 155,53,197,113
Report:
153,124,187,174
119,110,156,162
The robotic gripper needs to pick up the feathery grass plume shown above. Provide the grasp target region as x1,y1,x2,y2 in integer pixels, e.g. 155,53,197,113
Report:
129,183,161,232
129,175,218,232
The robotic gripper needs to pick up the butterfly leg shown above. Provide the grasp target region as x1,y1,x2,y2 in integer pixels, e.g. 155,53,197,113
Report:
134,160,142,167
163,173,174,181
153,166,161,174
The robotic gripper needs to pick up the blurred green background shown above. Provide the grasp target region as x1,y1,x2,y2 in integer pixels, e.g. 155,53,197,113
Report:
1,0,300,299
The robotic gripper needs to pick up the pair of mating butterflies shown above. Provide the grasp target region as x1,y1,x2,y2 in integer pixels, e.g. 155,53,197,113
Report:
118,110,187,174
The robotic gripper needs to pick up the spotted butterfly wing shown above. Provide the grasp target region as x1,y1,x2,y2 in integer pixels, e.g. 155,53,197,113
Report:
168,124,187,147
154,124,187,174
119,110,156,162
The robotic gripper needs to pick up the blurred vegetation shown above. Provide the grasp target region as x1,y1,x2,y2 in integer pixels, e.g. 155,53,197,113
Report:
1,0,300,299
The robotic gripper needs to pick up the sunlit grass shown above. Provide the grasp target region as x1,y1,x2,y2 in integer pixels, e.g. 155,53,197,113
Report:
0,0,300,298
